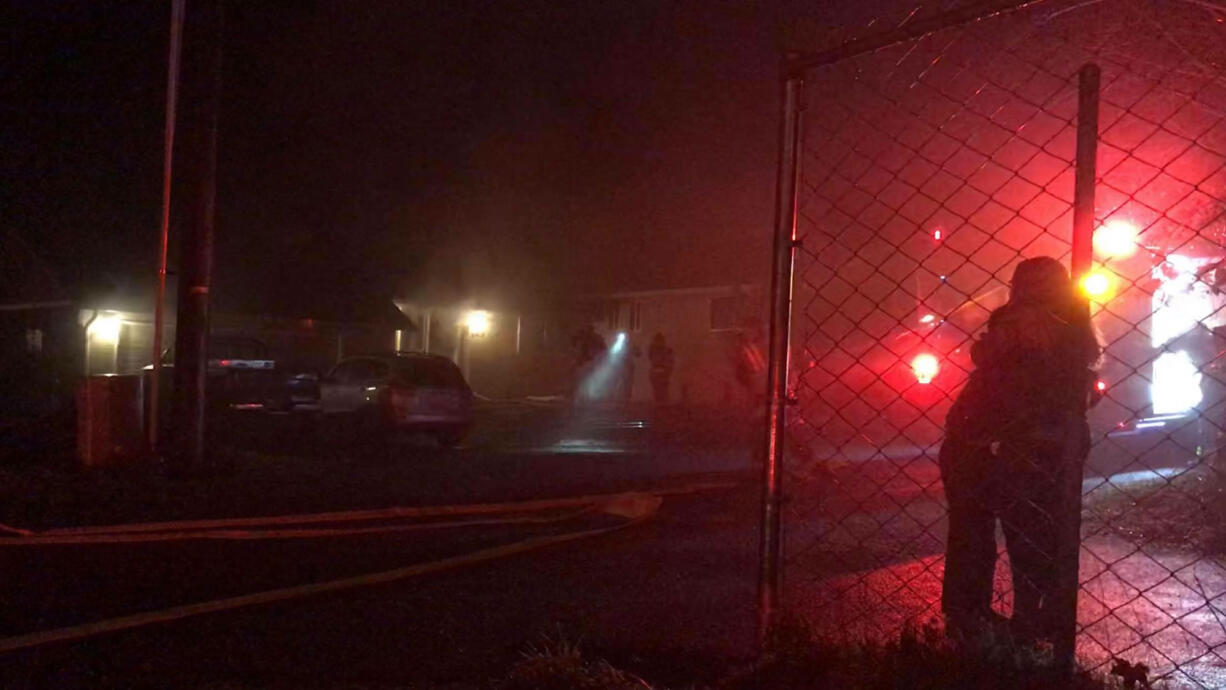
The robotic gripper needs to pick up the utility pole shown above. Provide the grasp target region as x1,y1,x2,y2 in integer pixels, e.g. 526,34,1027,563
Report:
150,0,186,454
170,0,224,473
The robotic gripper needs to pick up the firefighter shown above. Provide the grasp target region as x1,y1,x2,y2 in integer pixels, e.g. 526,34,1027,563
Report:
940,256,1100,640
732,317,768,410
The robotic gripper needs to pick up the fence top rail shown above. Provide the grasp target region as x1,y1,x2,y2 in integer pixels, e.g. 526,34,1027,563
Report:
785,0,1054,77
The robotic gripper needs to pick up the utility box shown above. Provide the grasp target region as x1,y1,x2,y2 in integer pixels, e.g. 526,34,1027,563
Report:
77,374,144,467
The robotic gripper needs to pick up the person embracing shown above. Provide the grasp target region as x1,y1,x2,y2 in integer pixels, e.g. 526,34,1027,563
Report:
940,256,1101,641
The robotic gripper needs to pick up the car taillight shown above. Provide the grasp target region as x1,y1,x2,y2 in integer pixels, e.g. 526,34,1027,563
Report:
912,354,939,384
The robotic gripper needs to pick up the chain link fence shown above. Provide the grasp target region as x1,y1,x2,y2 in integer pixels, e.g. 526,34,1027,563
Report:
778,0,1226,686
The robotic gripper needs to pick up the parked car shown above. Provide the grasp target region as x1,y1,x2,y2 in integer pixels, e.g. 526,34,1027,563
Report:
145,336,273,412
265,370,321,412
317,352,473,447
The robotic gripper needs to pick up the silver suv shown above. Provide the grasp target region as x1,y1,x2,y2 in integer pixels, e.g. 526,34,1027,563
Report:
318,353,473,447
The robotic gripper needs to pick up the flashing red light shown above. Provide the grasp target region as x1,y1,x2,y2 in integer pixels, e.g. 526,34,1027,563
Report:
912,353,939,384
932,229,943,241
1096,379,1107,393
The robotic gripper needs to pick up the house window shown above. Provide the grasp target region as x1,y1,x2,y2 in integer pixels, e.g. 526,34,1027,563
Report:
604,301,620,329
629,302,642,332
710,295,746,331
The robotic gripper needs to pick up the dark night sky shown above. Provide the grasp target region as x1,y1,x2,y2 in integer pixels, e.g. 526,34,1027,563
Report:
2,1,892,320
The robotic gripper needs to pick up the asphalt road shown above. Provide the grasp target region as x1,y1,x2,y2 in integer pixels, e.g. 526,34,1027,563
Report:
1,488,764,689
0,401,958,687
0,403,768,688
0,401,1211,688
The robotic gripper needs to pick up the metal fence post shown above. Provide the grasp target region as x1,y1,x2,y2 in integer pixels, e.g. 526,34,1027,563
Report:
757,65,803,649
1054,61,1100,675
1071,63,1100,280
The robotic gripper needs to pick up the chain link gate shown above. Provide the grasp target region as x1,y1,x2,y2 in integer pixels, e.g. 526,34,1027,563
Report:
768,0,1226,686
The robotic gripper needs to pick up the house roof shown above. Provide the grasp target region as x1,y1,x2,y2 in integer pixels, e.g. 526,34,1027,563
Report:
576,283,763,301
0,229,71,308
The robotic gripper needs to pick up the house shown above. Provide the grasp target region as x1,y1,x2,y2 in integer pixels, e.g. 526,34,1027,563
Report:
572,284,768,405
1,227,412,458
390,284,767,406
81,308,408,378
1,229,80,448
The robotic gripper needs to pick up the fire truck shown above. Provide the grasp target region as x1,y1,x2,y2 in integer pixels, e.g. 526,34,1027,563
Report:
797,220,1226,481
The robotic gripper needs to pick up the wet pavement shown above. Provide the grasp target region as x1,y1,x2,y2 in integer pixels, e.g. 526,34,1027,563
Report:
4,401,1224,687
784,468,1226,690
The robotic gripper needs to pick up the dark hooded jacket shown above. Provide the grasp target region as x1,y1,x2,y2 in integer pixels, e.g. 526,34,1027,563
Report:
945,257,1100,450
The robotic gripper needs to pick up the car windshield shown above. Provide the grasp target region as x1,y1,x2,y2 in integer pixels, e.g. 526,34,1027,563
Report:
391,358,466,388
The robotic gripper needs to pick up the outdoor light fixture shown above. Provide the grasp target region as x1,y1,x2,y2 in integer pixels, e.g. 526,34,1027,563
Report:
911,353,939,384
462,310,491,337
1094,219,1139,259
611,331,627,355
88,314,122,344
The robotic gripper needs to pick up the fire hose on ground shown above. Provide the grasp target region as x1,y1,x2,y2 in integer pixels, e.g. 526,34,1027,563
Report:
0,480,737,654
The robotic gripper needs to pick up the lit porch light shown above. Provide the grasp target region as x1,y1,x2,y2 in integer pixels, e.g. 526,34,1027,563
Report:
462,310,491,337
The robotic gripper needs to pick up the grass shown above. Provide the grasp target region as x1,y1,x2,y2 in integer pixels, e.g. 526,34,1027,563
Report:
1083,463,1226,554
502,637,654,690
721,619,1130,690
27,617,1145,688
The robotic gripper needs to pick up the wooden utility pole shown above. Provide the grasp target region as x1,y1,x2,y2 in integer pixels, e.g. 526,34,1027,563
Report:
170,0,224,473
149,0,186,454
